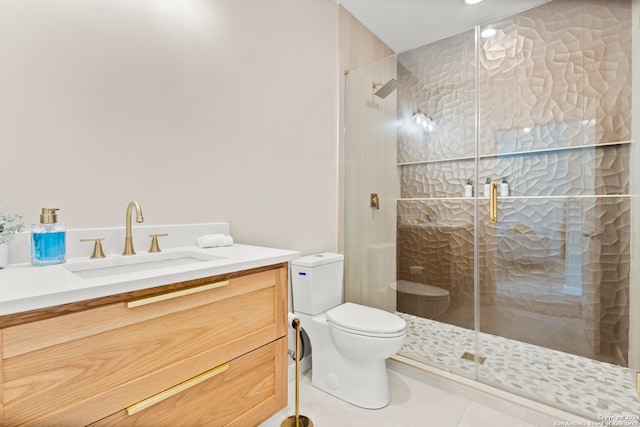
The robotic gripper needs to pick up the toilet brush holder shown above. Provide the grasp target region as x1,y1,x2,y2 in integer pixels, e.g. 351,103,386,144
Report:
281,317,313,427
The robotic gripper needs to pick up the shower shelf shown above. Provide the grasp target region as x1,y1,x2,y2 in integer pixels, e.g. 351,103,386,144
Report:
396,140,631,167
397,194,630,201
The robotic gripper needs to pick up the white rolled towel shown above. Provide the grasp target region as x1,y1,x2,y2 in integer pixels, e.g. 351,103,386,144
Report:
196,234,234,248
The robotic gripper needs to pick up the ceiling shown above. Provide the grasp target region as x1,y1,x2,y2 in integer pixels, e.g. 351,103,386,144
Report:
337,0,551,53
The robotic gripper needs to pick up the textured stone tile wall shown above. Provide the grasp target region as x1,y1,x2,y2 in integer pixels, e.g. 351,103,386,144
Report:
396,0,631,365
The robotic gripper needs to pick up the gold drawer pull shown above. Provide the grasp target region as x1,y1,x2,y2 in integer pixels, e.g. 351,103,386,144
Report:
127,363,230,416
126,280,230,308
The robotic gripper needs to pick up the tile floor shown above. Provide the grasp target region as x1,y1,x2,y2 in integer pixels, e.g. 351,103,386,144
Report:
397,312,640,420
259,364,540,427
261,310,640,427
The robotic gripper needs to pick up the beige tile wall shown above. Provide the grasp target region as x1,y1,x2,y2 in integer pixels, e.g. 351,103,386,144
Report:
339,7,398,311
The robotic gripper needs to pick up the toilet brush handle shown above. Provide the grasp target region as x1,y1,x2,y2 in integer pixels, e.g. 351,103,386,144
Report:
289,312,299,329
281,316,312,427
293,318,301,423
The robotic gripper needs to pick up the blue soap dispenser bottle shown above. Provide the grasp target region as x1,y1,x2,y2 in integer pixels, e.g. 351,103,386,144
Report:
31,208,66,266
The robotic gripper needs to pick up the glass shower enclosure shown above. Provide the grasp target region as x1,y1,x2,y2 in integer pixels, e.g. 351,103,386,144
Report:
344,0,637,420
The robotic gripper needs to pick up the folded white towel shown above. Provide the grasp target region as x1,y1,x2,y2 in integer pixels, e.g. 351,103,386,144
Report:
196,234,234,248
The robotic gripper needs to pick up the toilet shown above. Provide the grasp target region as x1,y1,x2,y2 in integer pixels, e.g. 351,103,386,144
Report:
291,253,406,409
396,280,450,319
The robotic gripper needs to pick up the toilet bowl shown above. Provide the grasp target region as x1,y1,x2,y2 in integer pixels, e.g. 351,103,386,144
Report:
397,279,450,319
292,253,407,409
327,303,406,360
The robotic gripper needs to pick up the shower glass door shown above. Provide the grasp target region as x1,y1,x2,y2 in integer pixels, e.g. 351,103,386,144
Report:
344,0,637,420
475,1,636,418
394,27,478,380
343,55,399,315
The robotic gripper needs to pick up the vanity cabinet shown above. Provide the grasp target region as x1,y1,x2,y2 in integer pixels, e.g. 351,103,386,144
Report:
0,263,288,426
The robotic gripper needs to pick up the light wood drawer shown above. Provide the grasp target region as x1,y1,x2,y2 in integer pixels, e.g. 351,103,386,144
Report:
90,337,287,427
2,267,287,426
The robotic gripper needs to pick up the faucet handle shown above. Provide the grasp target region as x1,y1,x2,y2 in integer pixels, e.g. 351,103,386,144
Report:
149,233,168,253
80,237,106,259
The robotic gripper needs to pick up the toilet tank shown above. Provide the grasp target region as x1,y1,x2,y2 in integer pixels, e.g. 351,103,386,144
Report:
291,252,344,315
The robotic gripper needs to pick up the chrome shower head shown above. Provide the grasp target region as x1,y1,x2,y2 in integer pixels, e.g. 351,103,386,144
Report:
373,78,398,98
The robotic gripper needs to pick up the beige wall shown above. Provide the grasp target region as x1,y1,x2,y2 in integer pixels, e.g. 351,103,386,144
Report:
0,0,339,255
338,7,395,72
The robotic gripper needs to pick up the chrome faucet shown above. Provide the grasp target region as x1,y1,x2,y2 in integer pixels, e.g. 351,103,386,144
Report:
123,201,144,255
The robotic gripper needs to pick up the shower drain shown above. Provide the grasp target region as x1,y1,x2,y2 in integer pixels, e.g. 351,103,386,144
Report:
461,352,487,364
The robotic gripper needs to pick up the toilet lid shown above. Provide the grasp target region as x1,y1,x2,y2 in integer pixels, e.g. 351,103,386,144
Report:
326,302,406,335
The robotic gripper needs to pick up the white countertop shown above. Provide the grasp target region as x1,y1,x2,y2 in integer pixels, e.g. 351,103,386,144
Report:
0,243,300,316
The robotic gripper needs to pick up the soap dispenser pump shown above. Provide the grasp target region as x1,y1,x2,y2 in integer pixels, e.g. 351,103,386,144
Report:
31,208,66,266
464,178,473,197
483,178,491,197
500,177,509,197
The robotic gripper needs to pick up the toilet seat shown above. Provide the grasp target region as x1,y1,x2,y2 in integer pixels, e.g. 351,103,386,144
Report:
326,302,406,338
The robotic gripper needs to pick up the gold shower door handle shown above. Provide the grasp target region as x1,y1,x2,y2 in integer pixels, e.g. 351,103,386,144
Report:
490,182,498,223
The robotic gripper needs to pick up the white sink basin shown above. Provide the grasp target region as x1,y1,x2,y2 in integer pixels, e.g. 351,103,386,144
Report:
64,251,225,279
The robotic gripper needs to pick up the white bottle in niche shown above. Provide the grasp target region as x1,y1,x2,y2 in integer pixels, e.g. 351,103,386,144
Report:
500,177,509,197
464,178,473,197
483,178,491,197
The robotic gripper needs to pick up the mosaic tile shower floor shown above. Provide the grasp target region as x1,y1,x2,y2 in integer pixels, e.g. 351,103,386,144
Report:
397,312,640,420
